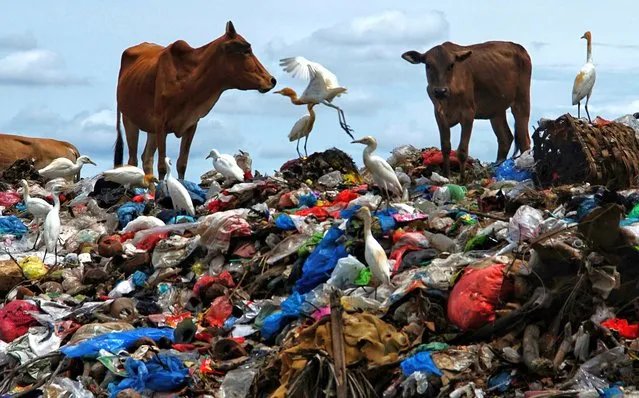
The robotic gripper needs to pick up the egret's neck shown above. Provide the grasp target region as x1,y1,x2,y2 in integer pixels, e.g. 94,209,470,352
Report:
586,38,593,62
363,142,377,160
75,158,84,166
362,213,373,238
308,104,317,125
53,194,60,210
284,92,304,105
22,184,29,201
164,160,172,180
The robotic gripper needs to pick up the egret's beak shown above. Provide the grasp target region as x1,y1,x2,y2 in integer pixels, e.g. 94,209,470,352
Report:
273,90,283,94
581,34,586,39
351,139,363,144
89,160,97,166
205,153,212,160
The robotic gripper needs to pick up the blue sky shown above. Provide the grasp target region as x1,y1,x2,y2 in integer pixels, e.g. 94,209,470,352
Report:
1,0,638,182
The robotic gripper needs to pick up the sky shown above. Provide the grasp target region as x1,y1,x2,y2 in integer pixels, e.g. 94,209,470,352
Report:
1,0,639,182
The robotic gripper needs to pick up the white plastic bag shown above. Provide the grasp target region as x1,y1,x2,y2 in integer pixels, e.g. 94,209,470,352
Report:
508,205,544,243
327,255,366,289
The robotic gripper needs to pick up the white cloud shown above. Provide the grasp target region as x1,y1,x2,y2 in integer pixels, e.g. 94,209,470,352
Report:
0,49,88,86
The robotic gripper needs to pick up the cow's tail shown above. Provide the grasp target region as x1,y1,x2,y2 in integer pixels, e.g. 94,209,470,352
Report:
114,105,124,167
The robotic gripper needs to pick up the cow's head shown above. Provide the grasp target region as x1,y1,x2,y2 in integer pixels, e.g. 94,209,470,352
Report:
401,46,472,100
220,21,276,93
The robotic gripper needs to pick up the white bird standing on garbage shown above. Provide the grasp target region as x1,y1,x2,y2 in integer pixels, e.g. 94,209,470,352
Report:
288,104,317,159
351,136,403,202
572,31,596,123
276,56,354,138
38,155,96,181
21,179,53,249
102,165,159,190
206,149,245,183
356,206,391,288
42,188,61,262
164,157,195,216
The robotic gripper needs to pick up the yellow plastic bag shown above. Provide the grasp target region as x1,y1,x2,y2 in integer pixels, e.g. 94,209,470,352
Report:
18,256,48,280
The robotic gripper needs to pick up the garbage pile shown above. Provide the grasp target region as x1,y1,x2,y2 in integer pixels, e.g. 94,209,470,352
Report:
0,114,638,397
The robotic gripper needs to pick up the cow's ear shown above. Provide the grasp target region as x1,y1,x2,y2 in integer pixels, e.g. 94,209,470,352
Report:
401,51,424,64
226,21,237,38
455,50,472,62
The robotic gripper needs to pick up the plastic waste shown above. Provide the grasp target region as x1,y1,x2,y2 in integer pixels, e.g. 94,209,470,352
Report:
317,170,342,188
327,255,366,289
18,256,48,280
495,158,532,182
121,215,165,233
107,353,189,397
60,327,174,358
261,291,305,340
400,351,443,377
44,377,95,398
508,205,544,243
0,216,28,237
514,149,535,169
399,371,430,397
432,186,451,204
293,226,348,294
219,366,258,398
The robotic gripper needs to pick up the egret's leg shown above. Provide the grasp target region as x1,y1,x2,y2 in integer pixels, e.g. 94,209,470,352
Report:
54,243,58,266
296,138,302,159
321,101,355,139
32,230,40,251
577,102,581,120
303,135,309,158
43,248,47,264
585,96,592,123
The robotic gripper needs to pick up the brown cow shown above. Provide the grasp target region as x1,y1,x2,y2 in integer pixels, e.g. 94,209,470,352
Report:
0,132,79,171
114,21,276,180
402,41,532,181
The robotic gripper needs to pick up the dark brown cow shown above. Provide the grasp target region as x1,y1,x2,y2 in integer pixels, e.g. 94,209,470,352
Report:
402,41,532,180
0,133,79,171
114,21,276,180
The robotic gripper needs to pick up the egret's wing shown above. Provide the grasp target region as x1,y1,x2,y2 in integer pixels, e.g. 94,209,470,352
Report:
289,115,311,141
280,56,340,87
307,61,340,88
572,65,596,105
39,158,72,173
370,155,403,194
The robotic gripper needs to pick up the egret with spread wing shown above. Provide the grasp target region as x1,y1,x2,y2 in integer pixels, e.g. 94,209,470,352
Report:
572,31,596,122
276,56,354,139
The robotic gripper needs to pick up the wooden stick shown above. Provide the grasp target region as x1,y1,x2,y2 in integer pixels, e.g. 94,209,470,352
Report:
330,290,347,398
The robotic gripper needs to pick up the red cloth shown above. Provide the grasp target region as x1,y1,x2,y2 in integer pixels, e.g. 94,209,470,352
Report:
207,197,235,213
601,318,639,339
331,189,360,205
0,300,39,343
135,231,169,251
447,264,508,330
389,232,430,273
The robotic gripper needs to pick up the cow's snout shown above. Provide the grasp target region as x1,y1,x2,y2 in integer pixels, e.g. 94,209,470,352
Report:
270,77,277,86
433,87,449,99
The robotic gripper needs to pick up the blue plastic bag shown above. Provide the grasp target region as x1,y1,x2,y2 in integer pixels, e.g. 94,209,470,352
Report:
167,215,197,224
488,369,512,392
60,328,174,358
275,214,296,230
577,197,598,221
494,159,531,182
298,193,318,208
117,202,146,230
400,351,442,377
341,205,398,234
108,353,189,397
261,291,306,340
293,226,348,294
0,216,27,237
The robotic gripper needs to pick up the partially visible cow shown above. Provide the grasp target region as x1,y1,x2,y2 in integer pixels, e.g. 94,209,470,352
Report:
0,133,79,172
114,21,277,180
402,41,532,181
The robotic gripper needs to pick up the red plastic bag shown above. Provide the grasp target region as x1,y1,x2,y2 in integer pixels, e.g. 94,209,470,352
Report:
331,189,360,205
295,206,330,220
193,271,235,296
0,300,39,343
135,231,169,251
447,263,509,330
422,149,466,168
390,232,430,272
204,296,233,327
0,192,22,207
601,318,639,339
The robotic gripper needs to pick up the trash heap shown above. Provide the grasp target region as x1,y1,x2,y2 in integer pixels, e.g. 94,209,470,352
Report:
0,114,638,397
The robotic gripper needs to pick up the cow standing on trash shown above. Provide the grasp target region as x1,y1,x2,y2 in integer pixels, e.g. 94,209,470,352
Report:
402,40,533,181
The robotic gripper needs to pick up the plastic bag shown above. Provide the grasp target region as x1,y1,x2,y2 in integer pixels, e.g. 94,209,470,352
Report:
60,327,174,358
0,192,21,207
447,263,508,330
508,205,544,243
432,186,451,204
0,216,28,237
400,351,443,377
317,170,342,188
44,377,95,398
293,226,348,294
514,150,535,169
122,216,165,233
261,291,305,340
219,367,258,398
327,255,366,289
18,256,48,280
0,300,39,343
494,159,532,182
205,296,233,327
107,353,189,397
116,202,146,230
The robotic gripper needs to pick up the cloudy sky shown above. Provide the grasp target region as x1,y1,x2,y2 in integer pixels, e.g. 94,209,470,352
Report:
1,0,638,181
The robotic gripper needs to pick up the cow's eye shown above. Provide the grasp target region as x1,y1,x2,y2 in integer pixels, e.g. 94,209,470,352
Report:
448,63,454,71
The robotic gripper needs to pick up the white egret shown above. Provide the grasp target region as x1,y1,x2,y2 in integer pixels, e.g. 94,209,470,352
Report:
351,136,403,203
38,155,96,181
42,189,61,263
164,157,195,216
206,149,245,184
21,179,53,249
102,165,159,190
276,56,354,138
572,31,596,122
288,104,317,158
355,206,391,289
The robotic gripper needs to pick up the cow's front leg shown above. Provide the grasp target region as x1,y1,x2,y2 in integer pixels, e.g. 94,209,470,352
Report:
155,124,168,180
457,114,475,183
177,124,197,180
435,113,452,178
